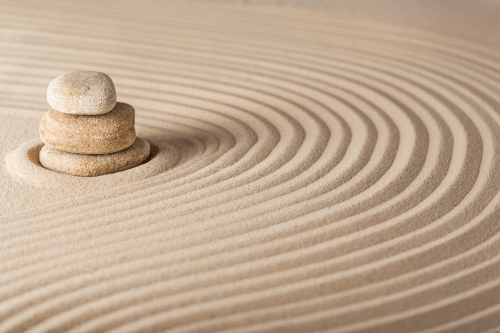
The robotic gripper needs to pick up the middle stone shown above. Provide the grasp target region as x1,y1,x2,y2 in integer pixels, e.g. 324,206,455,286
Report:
40,102,136,155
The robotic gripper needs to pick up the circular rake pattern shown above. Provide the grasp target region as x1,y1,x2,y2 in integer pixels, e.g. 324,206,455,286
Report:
1,0,500,332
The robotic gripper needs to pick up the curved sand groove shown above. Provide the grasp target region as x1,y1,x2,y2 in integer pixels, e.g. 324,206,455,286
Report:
1,0,500,332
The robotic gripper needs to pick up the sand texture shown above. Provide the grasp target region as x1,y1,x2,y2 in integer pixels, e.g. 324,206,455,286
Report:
47,71,117,115
1,0,500,332
40,102,136,154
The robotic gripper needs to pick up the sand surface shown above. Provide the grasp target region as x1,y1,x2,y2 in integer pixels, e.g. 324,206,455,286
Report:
1,0,500,332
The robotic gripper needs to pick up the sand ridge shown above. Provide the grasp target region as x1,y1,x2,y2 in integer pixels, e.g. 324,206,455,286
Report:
0,0,500,332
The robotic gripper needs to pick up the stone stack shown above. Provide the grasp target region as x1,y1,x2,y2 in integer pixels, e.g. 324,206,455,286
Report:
39,71,150,177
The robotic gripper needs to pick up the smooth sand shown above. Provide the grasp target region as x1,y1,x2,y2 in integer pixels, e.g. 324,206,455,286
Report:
1,0,500,332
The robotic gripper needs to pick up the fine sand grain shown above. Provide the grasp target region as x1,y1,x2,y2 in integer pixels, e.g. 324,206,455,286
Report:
1,0,500,332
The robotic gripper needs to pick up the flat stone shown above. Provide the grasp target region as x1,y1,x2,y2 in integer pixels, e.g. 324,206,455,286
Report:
47,71,117,115
40,102,136,154
39,137,151,177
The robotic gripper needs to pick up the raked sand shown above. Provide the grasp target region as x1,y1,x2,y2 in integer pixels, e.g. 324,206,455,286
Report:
1,0,500,332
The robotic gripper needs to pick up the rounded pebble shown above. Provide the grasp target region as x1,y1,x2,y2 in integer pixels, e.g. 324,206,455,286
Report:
40,102,136,154
47,71,117,115
39,137,151,177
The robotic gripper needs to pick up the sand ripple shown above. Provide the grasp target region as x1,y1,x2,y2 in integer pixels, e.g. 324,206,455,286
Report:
1,0,500,332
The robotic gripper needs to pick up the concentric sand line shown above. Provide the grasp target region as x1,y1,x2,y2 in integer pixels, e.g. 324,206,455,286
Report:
1,0,500,332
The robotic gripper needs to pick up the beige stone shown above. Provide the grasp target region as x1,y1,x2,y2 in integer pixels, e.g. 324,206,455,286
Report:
39,137,151,177
40,102,136,154
47,71,117,115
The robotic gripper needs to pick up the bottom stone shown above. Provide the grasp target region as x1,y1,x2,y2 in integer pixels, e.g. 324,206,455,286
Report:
39,137,151,177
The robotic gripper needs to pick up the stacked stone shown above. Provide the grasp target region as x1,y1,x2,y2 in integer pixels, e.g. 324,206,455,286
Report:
39,71,150,177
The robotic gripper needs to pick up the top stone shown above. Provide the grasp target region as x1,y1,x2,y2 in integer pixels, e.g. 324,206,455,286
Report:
47,71,117,115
